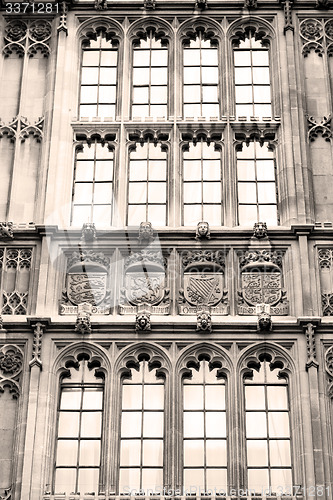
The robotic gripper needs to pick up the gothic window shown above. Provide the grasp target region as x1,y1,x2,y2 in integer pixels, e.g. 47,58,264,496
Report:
80,33,118,119
183,359,227,492
119,358,165,493
183,32,220,119
71,140,114,226
244,359,292,493
127,138,168,226
182,139,223,226
54,358,104,495
233,34,272,120
0,248,32,315
237,140,278,226
132,32,168,118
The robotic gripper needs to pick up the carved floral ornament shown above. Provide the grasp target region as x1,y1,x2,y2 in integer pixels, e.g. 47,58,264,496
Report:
300,18,333,56
0,345,24,399
237,250,289,316
60,250,111,315
325,345,333,398
240,347,291,382
179,250,228,315
3,19,52,58
0,116,44,144
318,248,333,316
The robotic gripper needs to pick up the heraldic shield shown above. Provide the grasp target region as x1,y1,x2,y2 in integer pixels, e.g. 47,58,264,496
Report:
67,272,107,306
125,272,165,306
241,272,282,307
184,273,223,307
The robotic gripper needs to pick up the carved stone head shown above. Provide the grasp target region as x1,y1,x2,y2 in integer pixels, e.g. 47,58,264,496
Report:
196,221,210,240
136,311,151,331
75,302,92,334
253,221,268,239
81,222,97,242
196,310,212,331
257,311,272,332
138,222,154,244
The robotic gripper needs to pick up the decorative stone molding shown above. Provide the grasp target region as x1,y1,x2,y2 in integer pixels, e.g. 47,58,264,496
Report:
128,129,169,147
60,250,111,315
181,128,222,146
3,20,27,57
303,323,319,369
233,123,278,147
3,19,52,58
244,0,257,8
280,0,294,33
237,250,289,315
229,18,274,47
120,250,170,315
307,115,332,142
179,250,228,315
75,303,93,334
179,18,222,46
316,0,330,8
27,20,52,57
0,487,12,500
138,221,154,244
135,311,151,332
29,321,48,370
0,345,24,399
1,248,33,315
79,19,122,47
325,345,333,398
81,222,97,242
240,346,291,381
0,116,43,143
94,0,108,9
196,310,212,332
0,223,14,240
300,18,333,56
144,0,156,9
57,1,69,34
196,221,210,240
0,117,18,142
179,346,227,380
128,18,171,47
253,222,268,239
118,347,168,380
196,0,207,9
318,248,333,316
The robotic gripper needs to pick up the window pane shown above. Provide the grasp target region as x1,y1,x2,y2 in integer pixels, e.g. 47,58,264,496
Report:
245,386,265,409
268,412,290,437
184,103,201,118
81,86,98,103
141,468,163,491
82,389,103,410
253,86,271,103
54,468,76,494
133,87,149,104
81,412,102,438
99,86,116,103
94,183,112,204
119,469,140,492
81,68,99,84
184,204,202,225
77,468,99,495
120,439,141,466
238,205,257,225
144,385,164,409
128,182,147,204
184,161,202,181
129,161,147,181
100,50,117,66
143,412,164,437
184,440,204,466
201,48,218,65
257,183,276,203
151,68,167,85
151,49,168,66
267,387,288,410
142,439,163,466
149,161,166,180
236,86,253,103
270,469,292,492
151,86,167,104
184,469,205,490
82,50,99,66
184,183,202,203
184,48,201,66
202,67,218,84
256,161,275,180
252,50,269,66
184,85,201,103
258,205,277,225
148,183,166,203
133,68,149,85
128,205,146,225
238,183,257,204
58,412,80,438
253,67,270,84
205,385,225,410
203,160,220,180
202,103,219,118
234,51,251,66
122,385,142,409
121,412,142,437
203,205,221,225
184,386,204,410
99,67,117,84
56,440,78,466
72,205,92,226
248,469,269,492
235,67,252,84
206,439,227,466
246,412,267,437
203,182,220,203
133,49,150,66
206,469,227,491
60,390,81,410
270,440,291,466
206,412,226,437
184,67,200,84
79,440,101,466
73,183,93,204
148,205,166,225
247,440,268,466
184,412,204,437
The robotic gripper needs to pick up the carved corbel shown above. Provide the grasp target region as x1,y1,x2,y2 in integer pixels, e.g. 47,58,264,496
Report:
196,309,212,332
136,310,151,332
81,222,97,242
195,221,210,240
0,223,14,240
138,221,154,244
75,303,92,334
144,0,156,8
253,222,268,239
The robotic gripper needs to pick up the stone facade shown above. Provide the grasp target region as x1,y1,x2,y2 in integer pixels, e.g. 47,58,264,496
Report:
0,1,333,499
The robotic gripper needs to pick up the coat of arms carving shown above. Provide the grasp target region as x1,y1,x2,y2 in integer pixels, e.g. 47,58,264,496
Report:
60,250,111,315
119,250,170,315
237,250,289,315
179,250,228,315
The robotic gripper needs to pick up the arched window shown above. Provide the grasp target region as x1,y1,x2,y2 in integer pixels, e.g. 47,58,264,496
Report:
54,357,105,495
80,33,118,119
132,32,168,119
236,139,278,226
233,34,272,120
71,139,114,226
119,358,165,493
127,136,168,226
182,137,223,226
183,358,227,493
183,32,220,119
244,359,292,493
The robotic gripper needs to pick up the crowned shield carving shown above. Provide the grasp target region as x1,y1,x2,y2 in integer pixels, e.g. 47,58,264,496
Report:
67,272,107,306
125,272,165,306
241,273,282,306
184,273,223,307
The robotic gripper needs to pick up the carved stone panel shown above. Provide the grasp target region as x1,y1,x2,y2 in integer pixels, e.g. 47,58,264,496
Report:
179,250,228,315
318,248,333,316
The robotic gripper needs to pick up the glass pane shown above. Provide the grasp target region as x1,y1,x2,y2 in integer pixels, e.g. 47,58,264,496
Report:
133,87,149,104
183,469,204,491
257,183,276,203
121,412,142,437
237,161,255,181
72,205,91,226
184,386,204,410
150,104,167,117
151,49,168,66
256,161,275,180
94,183,112,204
151,86,168,104
141,468,163,492
81,86,98,103
133,68,149,85
184,183,202,203
54,468,76,494
206,468,227,491
99,67,117,84
203,205,221,225
81,67,99,84
253,67,270,84
184,48,201,66
99,104,115,118
247,440,268,466
144,385,164,409
100,50,117,66
234,51,251,66
74,183,93,204
60,390,81,410
270,439,291,466
235,86,253,104
267,387,288,410
270,468,292,492
184,440,204,466
184,412,204,437
254,86,271,103
82,50,99,66
205,385,225,410
95,161,113,181
235,67,252,84
268,412,290,438
133,49,150,67
122,385,142,410
184,161,201,181
142,439,163,466
184,204,202,226
203,160,220,180
130,161,147,181
184,103,201,118
77,468,99,495
82,389,103,410
119,468,140,493
236,104,253,118
203,182,220,203
81,412,102,438
132,104,149,117
206,412,226,438
238,183,257,203
148,183,166,203
252,51,269,66
143,412,164,437
93,205,111,224
151,68,167,85
147,205,166,225
56,440,78,466
76,162,93,182
128,205,146,226
206,439,227,466
245,386,265,409
58,412,80,438
120,439,141,466
201,48,218,65
149,161,166,180
247,468,269,492
79,440,101,466
254,104,272,118
129,182,147,204
184,85,201,103
184,66,201,84
99,86,116,103
258,205,277,225
246,412,267,437
202,67,218,84
238,205,257,225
